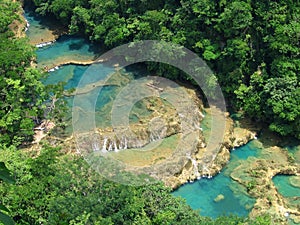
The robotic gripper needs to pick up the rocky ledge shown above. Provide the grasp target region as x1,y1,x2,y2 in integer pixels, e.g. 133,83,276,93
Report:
230,145,300,224
165,113,258,189
36,75,259,189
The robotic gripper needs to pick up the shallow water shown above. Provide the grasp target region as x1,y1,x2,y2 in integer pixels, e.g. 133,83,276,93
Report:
172,141,259,218
273,175,300,198
24,10,58,45
273,175,300,225
36,35,100,68
25,9,300,221
42,63,116,90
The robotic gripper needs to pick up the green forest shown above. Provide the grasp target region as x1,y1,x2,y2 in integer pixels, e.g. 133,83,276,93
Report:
27,0,300,139
0,0,299,224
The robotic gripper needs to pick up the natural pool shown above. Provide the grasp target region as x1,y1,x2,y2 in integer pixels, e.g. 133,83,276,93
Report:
273,175,300,198
172,141,260,218
36,35,101,69
25,9,300,222
273,175,300,225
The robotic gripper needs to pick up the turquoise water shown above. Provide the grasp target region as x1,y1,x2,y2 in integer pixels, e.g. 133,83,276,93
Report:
25,9,121,129
172,174,255,218
42,65,87,87
172,142,259,218
26,9,257,218
43,63,116,90
273,175,300,225
36,35,100,67
273,175,300,197
24,10,100,68
25,9,300,221
231,142,259,160
24,10,53,44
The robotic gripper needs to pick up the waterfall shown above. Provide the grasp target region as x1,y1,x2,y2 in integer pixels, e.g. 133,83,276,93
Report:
195,124,203,131
187,154,200,178
108,142,112,151
102,138,108,152
92,142,100,151
202,165,212,178
118,138,123,150
150,132,159,142
199,111,205,118
36,41,54,48
191,158,200,178
124,138,128,149
114,141,118,152
25,19,30,32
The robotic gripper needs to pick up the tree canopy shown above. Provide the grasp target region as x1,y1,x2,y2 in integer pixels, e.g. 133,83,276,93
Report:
0,145,271,225
26,0,300,138
0,0,294,224
0,0,68,147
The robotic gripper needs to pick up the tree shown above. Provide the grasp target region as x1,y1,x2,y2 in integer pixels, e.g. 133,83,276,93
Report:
0,35,48,146
0,0,19,34
0,162,15,225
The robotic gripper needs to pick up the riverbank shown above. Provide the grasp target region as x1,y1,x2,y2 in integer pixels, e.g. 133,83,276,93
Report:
165,111,259,189
231,144,300,224
20,7,260,188
21,7,300,224
10,1,27,38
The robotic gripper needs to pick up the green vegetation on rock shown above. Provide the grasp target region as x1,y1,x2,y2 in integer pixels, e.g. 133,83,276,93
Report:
26,0,300,139
0,0,67,147
0,145,272,225
0,0,298,224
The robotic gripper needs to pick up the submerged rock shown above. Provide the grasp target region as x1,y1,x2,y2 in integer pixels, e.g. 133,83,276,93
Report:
228,144,300,225
289,176,300,188
214,194,225,202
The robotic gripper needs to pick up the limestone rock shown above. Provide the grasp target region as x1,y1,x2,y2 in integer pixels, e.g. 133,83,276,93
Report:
214,194,225,202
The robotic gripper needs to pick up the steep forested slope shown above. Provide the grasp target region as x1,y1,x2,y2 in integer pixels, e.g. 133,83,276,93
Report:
0,0,48,146
27,0,300,138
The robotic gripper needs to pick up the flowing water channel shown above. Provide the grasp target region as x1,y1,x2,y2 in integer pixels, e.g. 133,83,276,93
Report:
24,9,300,223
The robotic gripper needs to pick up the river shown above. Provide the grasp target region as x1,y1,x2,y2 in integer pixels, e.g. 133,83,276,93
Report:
24,9,300,224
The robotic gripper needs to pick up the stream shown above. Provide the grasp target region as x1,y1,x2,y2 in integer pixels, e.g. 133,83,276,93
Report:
24,9,300,224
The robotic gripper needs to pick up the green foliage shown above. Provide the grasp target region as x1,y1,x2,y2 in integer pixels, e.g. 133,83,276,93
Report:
0,162,15,184
0,0,68,147
246,180,257,192
2,1,296,224
0,162,15,225
216,1,253,37
247,214,271,225
0,0,46,146
27,0,300,138
28,0,300,138
0,146,273,225
0,34,47,146
0,0,19,33
0,146,201,224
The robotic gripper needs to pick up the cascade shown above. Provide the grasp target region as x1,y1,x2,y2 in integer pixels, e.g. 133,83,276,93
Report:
113,141,118,152
92,142,99,151
108,142,113,151
187,154,200,178
102,138,108,152
124,138,128,149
